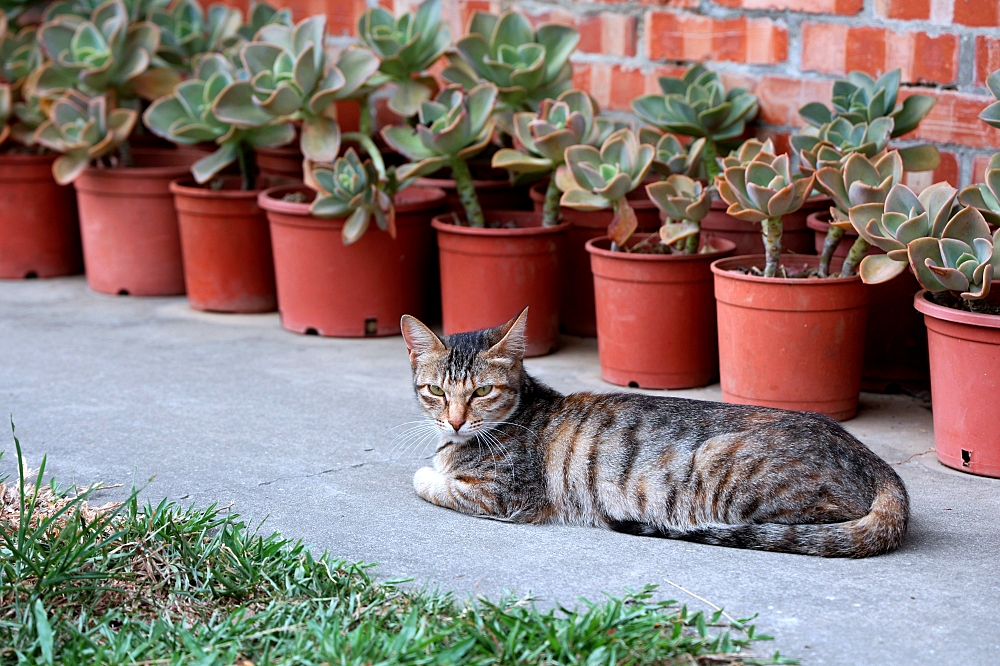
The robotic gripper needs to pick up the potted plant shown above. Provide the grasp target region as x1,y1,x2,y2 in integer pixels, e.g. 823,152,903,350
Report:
383,83,570,356
586,173,736,388
258,136,445,336
0,13,81,279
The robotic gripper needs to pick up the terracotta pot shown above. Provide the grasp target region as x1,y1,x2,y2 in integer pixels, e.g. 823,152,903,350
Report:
712,254,869,421
335,100,361,133
170,178,277,313
415,175,531,214
702,196,826,257
0,152,82,279
74,147,202,296
914,292,1000,477
260,185,445,336
588,236,737,389
255,145,303,184
529,180,663,337
433,211,569,356
807,211,929,390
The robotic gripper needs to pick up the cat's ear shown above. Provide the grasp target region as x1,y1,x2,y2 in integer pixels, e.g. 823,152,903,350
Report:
400,315,445,361
488,306,528,359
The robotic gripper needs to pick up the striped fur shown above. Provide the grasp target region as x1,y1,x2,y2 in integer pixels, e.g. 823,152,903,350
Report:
400,309,909,558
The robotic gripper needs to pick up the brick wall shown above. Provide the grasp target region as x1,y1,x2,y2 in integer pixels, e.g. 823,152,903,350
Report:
221,0,1000,188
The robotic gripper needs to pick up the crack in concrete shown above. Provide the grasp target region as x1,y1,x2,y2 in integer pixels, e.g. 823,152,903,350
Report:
258,462,365,487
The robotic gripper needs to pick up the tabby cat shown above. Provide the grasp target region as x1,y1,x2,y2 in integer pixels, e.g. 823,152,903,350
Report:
400,308,909,558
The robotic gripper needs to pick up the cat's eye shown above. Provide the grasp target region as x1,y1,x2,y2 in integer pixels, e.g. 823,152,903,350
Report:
473,385,493,397
428,385,445,396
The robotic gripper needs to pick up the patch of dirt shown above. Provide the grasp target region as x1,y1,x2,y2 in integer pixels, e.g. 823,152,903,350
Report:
928,291,1000,316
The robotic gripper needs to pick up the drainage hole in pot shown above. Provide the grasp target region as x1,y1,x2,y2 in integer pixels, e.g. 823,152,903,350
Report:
304,328,319,336
118,289,129,296
628,381,639,388
365,318,378,336
24,271,37,279
962,449,972,467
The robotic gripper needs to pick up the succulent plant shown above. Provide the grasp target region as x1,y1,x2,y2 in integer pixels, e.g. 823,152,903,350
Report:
237,1,291,41
213,18,380,163
979,69,1000,130
43,0,169,22
958,153,1000,226
381,83,498,226
491,89,615,225
356,0,450,117
33,89,137,184
0,0,45,20
851,183,1000,301
718,138,776,171
0,83,10,144
716,146,815,277
441,9,578,117
147,0,242,72
559,128,655,247
309,147,396,245
632,64,758,180
790,116,893,163
0,14,46,145
143,53,295,188
639,129,706,180
646,174,712,253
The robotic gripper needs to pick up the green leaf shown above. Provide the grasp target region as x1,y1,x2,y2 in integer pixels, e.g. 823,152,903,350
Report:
390,78,433,117
859,253,907,284
559,187,611,211
798,102,832,127
897,144,940,173
33,600,53,666
891,94,936,137
192,142,238,184
299,114,339,162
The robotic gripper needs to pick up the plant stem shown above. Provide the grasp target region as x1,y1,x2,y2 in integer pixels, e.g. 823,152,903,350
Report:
840,237,870,278
761,216,782,278
818,224,844,278
449,158,484,227
702,139,720,182
343,132,386,180
359,99,373,137
683,231,699,254
235,142,258,191
541,176,561,227
117,140,134,168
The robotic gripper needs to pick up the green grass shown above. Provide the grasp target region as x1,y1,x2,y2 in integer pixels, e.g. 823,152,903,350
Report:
0,422,797,665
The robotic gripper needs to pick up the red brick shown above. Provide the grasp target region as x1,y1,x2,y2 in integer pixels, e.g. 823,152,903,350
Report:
574,63,649,111
906,90,1000,150
954,0,1000,27
972,154,994,183
845,26,887,75
714,0,862,12
976,36,1000,87
901,151,959,192
911,32,960,85
645,11,787,65
548,9,637,57
874,0,931,20
800,22,847,75
751,76,834,127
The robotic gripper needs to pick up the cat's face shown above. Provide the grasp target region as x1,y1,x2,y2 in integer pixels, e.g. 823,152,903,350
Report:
400,309,527,446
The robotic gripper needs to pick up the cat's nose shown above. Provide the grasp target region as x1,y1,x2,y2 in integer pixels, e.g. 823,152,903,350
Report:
448,417,464,432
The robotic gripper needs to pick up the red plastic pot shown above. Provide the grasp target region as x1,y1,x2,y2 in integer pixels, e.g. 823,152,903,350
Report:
74,148,202,295
415,175,531,213
702,196,825,257
588,236,737,389
807,211,929,390
433,211,569,356
170,178,277,313
713,254,869,421
914,291,1000,477
260,185,445,336
255,145,303,184
530,181,662,337
0,152,81,279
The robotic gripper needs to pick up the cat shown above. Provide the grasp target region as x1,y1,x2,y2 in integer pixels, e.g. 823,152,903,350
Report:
399,308,909,558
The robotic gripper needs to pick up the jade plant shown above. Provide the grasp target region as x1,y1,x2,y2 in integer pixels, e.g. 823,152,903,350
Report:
813,150,903,277
639,127,706,180
491,89,615,225
441,9,578,118
213,17,379,163
716,144,815,277
645,174,712,254
356,0,449,118
143,52,294,189
33,89,137,183
381,83,498,226
558,128,655,249
632,64,759,180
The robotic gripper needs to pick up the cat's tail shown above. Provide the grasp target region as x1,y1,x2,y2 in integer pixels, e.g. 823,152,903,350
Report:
611,474,910,558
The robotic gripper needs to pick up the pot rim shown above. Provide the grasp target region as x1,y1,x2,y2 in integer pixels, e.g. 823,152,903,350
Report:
79,147,200,179
171,176,264,199
711,254,862,284
431,212,570,237
0,151,58,164
257,184,447,215
415,175,511,189
528,179,658,210
586,235,736,262
913,289,1000,329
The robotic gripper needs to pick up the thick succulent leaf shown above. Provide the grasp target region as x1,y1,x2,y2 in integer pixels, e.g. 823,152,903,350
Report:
980,100,1000,130
191,142,238,183
897,144,940,172
310,194,352,218
390,78,433,117
596,171,632,202
466,83,498,135
891,94,936,137
942,206,990,243
213,81,278,127
859,253,908,284
560,188,610,211
535,23,578,82
342,206,371,245
258,83,302,116
799,101,832,127
659,222,699,246
907,237,947,291
491,147,551,173
381,125,438,159
608,198,637,246
249,121,296,149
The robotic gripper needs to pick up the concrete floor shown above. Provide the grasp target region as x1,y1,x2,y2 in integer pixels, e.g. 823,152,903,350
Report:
1,276,998,665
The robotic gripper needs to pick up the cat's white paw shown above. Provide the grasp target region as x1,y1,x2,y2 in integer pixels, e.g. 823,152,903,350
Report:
413,466,441,499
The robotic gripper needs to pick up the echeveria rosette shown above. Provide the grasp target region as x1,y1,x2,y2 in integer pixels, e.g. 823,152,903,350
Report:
0,0,45,20
441,9,579,119
790,116,893,170
958,153,1000,226
646,175,712,253
147,0,241,73
237,1,292,42
309,147,395,245
632,64,758,180
718,138,776,171
979,69,1000,130
0,16,47,146
35,0,180,103
142,53,295,189
491,89,615,225
381,83,498,227
33,89,137,184
716,150,815,278
42,0,169,22
213,17,380,163
559,128,655,248
357,0,449,117
639,129,706,180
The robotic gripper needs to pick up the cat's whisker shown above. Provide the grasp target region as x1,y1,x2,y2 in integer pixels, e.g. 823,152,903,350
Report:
386,423,439,460
482,421,539,441
392,430,438,462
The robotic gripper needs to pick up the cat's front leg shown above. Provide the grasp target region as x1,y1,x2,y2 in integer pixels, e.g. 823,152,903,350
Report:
413,466,498,517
